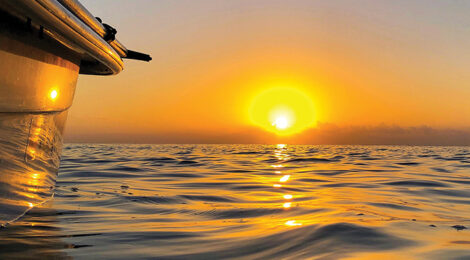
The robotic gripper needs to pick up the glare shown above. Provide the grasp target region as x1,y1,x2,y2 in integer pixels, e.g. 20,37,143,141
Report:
285,220,302,226
249,87,316,135
279,175,290,182
272,116,289,130
283,202,292,208
24,193,36,199
273,184,282,188
283,194,293,199
49,89,58,100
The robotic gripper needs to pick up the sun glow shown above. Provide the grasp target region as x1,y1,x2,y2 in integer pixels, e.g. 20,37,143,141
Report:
249,87,315,135
273,116,290,130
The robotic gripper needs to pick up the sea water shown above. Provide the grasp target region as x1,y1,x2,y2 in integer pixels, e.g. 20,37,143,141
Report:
1,144,470,259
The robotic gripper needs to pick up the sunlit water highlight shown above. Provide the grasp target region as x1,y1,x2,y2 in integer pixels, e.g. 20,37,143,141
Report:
2,144,470,259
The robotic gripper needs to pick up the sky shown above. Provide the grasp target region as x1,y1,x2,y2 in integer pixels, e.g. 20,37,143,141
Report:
65,0,470,145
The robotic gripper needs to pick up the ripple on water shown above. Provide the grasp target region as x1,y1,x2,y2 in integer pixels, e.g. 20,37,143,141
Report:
3,144,470,259
383,180,449,187
164,223,414,259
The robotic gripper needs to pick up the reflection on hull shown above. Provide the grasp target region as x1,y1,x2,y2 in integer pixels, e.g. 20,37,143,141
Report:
0,16,77,226
0,0,149,226
0,112,67,224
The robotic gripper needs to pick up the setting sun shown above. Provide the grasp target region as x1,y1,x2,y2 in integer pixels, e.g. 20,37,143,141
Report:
249,87,315,135
273,116,290,130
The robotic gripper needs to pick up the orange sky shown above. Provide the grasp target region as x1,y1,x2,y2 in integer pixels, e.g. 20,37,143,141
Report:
65,0,470,144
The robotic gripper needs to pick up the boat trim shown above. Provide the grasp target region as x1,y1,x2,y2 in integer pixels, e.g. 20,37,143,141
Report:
7,0,124,75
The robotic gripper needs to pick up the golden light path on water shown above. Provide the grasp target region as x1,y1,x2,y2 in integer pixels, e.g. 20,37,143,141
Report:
4,144,470,259
271,143,302,226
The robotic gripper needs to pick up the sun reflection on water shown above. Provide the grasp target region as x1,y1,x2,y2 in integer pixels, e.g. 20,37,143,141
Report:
285,220,302,226
270,144,301,225
10,144,468,259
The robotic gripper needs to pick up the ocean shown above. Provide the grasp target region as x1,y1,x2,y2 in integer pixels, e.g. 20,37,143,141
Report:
1,144,470,259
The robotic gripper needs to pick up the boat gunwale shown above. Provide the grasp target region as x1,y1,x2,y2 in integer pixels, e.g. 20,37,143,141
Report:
1,0,124,75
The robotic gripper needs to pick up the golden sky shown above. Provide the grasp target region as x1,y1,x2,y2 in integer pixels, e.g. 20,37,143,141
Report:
66,0,470,144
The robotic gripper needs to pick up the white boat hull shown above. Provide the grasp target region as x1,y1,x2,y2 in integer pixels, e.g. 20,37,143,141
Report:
0,0,150,226
0,112,67,224
0,16,78,225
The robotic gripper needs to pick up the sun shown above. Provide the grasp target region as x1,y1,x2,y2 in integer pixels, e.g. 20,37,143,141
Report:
249,87,315,135
273,116,290,130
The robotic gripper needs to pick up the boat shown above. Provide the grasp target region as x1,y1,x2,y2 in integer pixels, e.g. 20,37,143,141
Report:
0,0,151,226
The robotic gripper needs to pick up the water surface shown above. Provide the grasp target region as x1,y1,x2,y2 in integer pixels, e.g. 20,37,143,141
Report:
2,144,470,259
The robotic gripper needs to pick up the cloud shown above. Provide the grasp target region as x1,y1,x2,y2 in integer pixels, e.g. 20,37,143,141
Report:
64,122,470,146
289,123,470,146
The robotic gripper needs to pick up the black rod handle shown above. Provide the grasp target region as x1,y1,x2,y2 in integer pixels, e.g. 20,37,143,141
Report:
125,50,152,62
